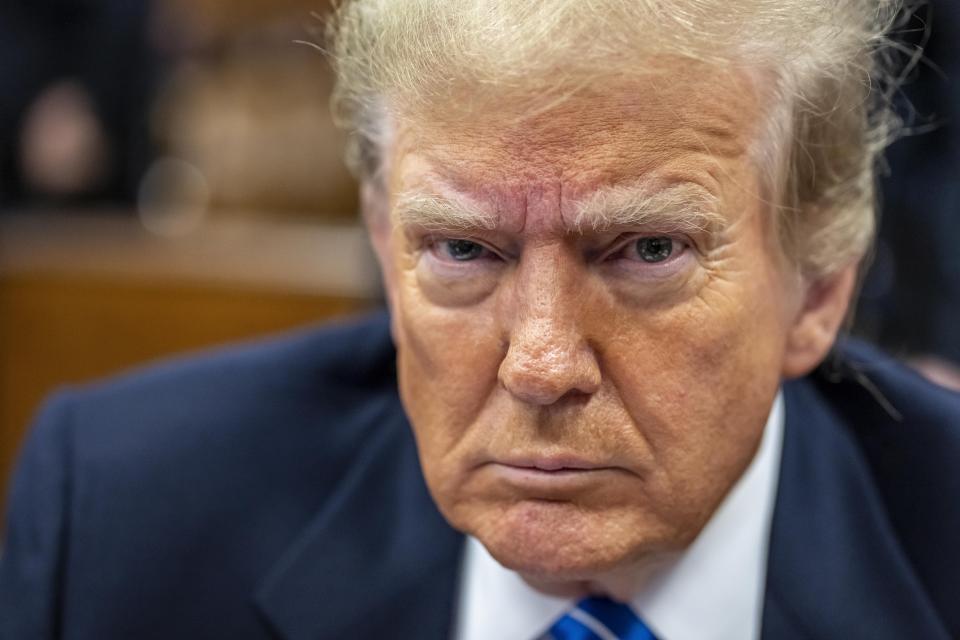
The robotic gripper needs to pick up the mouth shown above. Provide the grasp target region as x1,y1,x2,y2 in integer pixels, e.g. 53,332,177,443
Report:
482,456,624,495
497,455,613,473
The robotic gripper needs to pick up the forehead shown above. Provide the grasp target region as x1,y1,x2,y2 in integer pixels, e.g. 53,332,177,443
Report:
387,60,769,219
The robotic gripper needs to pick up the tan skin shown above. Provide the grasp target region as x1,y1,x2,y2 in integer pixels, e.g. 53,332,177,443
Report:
366,61,857,601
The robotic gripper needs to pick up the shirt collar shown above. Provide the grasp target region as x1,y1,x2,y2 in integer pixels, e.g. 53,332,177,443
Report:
454,391,786,640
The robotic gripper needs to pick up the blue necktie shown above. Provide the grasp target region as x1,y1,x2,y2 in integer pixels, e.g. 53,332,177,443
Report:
540,596,659,640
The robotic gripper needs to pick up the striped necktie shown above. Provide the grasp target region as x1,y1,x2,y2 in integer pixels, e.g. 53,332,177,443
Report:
540,596,659,640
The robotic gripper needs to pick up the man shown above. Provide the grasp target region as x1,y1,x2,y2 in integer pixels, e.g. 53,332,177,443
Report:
2,1,958,639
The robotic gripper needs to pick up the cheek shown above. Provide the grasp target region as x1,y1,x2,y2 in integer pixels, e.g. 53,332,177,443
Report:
598,248,789,499
391,263,505,479
629,199,792,426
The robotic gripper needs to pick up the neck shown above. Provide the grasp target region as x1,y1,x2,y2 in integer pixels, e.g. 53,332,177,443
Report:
521,550,682,603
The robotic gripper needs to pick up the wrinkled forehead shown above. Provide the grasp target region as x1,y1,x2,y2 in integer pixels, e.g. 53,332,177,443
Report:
383,60,772,229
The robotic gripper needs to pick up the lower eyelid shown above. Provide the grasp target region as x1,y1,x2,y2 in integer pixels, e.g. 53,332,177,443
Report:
610,249,694,279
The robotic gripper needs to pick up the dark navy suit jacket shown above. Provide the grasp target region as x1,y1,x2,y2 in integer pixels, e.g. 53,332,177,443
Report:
1,312,958,639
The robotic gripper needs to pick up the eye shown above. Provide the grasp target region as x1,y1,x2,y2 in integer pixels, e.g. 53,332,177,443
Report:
632,237,675,263
439,239,489,262
602,234,690,268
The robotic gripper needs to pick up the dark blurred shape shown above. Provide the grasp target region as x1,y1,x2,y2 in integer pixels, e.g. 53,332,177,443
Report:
858,1,960,376
0,0,158,207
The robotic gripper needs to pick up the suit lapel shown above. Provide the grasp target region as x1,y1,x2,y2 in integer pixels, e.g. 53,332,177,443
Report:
761,379,949,639
253,396,464,640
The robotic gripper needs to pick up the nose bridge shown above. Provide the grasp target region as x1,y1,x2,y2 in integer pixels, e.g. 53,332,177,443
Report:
499,244,600,404
516,244,575,331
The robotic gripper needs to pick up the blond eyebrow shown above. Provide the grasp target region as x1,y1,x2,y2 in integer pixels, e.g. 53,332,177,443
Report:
571,182,725,234
393,191,498,232
393,182,725,235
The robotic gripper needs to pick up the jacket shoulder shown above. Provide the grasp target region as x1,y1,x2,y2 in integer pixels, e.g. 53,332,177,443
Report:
79,309,396,404
60,310,397,451
811,338,960,634
1,311,404,637
829,339,960,426
48,309,399,496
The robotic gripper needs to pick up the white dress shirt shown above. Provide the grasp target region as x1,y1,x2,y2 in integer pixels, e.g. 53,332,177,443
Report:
453,392,786,640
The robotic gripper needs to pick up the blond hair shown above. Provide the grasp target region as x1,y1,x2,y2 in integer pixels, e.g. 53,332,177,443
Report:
326,0,905,279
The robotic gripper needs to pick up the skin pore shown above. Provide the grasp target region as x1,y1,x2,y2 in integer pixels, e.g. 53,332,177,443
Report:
366,59,858,601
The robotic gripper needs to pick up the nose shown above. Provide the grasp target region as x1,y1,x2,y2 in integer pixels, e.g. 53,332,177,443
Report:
498,251,602,405
499,318,602,405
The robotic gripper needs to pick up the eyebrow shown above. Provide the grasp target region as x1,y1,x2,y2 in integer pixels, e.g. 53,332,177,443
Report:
571,182,725,234
394,192,498,232
393,182,724,235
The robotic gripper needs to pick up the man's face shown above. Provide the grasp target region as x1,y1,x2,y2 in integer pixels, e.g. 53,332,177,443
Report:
374,61,804,583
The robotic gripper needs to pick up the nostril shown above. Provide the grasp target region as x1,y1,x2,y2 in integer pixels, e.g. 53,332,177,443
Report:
554,388,594,407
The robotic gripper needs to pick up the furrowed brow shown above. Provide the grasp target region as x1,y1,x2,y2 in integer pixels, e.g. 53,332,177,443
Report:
393,192,498,232
571,183,725,234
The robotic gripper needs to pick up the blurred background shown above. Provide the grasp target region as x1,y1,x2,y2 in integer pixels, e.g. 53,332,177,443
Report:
0,0,957,515
0,0,379,513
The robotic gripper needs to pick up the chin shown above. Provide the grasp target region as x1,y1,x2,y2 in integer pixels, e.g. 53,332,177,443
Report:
466,499,676,581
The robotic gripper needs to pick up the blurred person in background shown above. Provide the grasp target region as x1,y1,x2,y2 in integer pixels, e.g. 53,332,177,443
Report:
1,1,959,640
0,0,160,208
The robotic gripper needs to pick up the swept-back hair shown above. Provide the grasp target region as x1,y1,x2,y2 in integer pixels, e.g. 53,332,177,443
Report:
327,0,907,278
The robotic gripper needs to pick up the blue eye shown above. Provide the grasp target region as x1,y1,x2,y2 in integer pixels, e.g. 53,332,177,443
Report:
634,237,674,263
444,239,486,261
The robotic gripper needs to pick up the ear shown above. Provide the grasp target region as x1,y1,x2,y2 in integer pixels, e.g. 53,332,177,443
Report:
781,263,858,379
